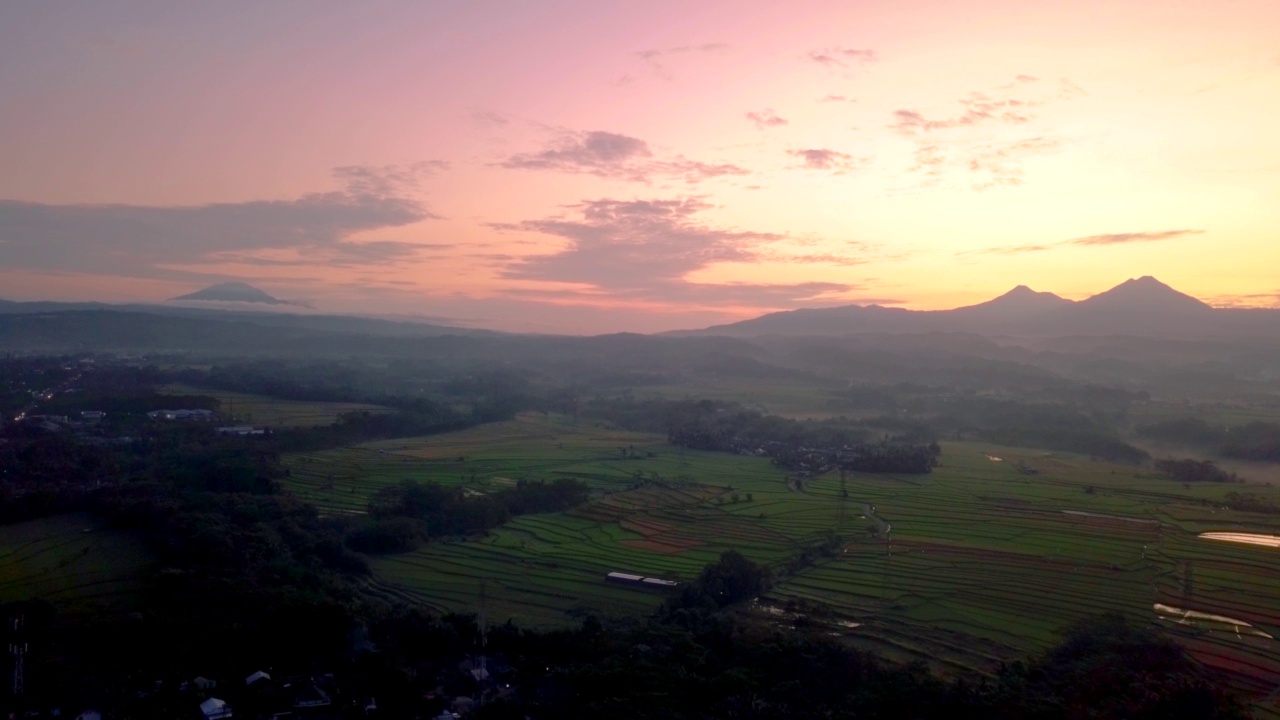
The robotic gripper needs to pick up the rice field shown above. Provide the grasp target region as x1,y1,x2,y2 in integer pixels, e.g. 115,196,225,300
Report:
761,443,1280,711
159,383,389,427
285,415,1280,710
0,513,153,618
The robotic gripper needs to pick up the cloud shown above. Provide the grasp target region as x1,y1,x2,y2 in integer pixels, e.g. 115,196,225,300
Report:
808,47,877,67
0,165,439,280
489,197,865,306
966,136,1059,188
966,229,1206,255
503,131,650,169
1205,291,1280,309
820,94,854,102
1069,229,1204,246
471,109,513,127
331,161,447,196
499,130,748,184
745,110,788,129
634,43,730,79
891,77,1086,189
787,148,867,173
890,94,1034,134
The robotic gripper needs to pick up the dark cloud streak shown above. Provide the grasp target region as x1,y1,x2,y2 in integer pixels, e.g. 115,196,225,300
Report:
0,165,440,279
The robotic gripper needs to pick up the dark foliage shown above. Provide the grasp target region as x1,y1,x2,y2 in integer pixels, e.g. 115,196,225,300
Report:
354,478,590,552
1156,458,1240,483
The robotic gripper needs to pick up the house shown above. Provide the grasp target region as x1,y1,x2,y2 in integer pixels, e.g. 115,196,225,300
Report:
641,577,679,589
80,411,105,421
293,684,331,708
200,698,233,720
194,676,218,691
605,571,644,585
148,409,215,421
246,670,272,686
216,425,265,436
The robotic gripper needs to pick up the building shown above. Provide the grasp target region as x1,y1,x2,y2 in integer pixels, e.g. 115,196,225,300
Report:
606,571,680,589
293,684,331,709
148,409,215,421
245,670,272,686
641,577,679,589
200,698,233,720
605,572,645,585
80,411,105,421
216,426,265,436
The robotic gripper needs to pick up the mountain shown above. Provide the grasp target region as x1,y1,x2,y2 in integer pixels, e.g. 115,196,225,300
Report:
678,277,1278,339
952,285,1073,321
1023,276,1214,336
957,283,1075,311
1077,276,1210,312
170,282,291,305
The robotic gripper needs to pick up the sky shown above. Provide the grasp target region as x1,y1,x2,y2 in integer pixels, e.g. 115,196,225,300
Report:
1,0,1279,333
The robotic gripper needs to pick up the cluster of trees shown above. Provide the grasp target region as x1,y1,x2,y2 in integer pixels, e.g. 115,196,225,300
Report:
1155,458,1240,484
1224,491,1280,514
362,610,1245,720
347,478,591,554
840,442,940,473
579,398,938,474
933,398,1151,464
1139,417,1280,462
660,550,773,615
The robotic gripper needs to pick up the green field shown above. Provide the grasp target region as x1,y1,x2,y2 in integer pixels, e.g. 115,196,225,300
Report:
0,513,153,618
283,414,1280,709
283,414,870,624
160,384,389,427
763,445,1280,689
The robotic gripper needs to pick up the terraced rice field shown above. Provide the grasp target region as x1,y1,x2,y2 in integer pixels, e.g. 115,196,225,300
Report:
283,414,872,624
762,443,1280,713
0,513,153,618
287,415,1280,711
160,384,388,427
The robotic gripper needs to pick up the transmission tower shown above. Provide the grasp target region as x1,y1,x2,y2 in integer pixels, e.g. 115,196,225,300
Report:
837,467,849,524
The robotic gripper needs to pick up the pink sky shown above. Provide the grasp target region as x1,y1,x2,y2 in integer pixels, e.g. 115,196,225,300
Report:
2,0,1278,333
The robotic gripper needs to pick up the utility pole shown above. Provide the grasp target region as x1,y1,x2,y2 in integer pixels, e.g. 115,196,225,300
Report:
475,580,489,708
10,616,26,698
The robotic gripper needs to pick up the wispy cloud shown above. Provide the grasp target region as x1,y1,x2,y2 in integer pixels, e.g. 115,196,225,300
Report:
634,43,730,79
1070,229,1204,246
890,94,1034,134
1204,291,1280,309
745,109,789,129
499,130,748,184
0,165,441,281
892,78,1084,189
787,148,868,174
807,47,877,68
965,229,1206,255
820,94,855,103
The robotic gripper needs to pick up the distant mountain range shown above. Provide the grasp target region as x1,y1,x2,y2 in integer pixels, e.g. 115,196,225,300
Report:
674,277,1277,339
1,277,1277,350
